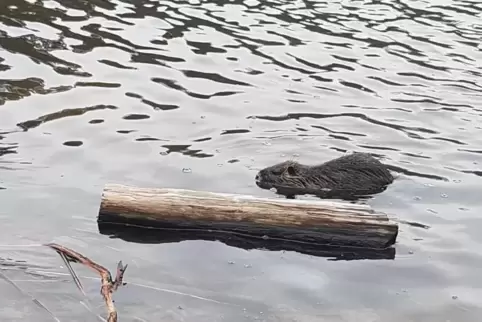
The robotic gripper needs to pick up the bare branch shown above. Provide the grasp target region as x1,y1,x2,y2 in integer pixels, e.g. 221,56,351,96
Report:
45,243,127,322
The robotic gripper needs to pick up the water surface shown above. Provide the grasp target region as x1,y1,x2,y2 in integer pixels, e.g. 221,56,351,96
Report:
1,0,482,321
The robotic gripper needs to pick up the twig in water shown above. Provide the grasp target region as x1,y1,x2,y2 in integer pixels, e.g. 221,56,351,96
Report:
45,243,127,322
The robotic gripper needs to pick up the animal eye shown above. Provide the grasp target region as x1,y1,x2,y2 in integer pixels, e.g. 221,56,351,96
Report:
271,169,283,175
286,166,296,175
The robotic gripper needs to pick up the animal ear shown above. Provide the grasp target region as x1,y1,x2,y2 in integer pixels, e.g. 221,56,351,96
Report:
286,165,296,176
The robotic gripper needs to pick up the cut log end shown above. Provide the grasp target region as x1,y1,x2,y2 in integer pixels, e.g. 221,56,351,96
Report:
97,184,399,255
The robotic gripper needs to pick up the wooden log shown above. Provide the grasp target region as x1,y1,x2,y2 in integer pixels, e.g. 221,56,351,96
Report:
97,184,399,251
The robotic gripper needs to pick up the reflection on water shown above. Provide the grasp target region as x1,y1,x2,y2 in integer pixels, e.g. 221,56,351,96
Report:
98,221,397,261
1,0,482,321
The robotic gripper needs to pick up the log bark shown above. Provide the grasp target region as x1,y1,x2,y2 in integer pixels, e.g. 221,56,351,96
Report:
97,184,398,251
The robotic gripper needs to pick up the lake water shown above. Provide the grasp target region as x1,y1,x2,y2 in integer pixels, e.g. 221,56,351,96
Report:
1,0,482,321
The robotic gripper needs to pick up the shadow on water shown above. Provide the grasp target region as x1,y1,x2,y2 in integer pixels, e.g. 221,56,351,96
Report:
97,220,396,261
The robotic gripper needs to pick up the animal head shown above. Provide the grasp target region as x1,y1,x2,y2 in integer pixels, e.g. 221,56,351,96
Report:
255,160,303,190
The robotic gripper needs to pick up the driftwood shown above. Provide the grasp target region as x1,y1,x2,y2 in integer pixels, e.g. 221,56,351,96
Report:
97,184,399,252
45,243,127,322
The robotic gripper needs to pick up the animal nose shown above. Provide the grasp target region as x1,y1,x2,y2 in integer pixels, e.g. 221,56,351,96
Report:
255,174,260,181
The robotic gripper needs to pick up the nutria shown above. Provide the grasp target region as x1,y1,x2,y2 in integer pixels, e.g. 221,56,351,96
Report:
255,152,394,199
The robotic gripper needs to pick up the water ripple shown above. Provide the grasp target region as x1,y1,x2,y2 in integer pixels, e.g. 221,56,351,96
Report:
16,105,117,131
250,112,439,135
0,0,482,321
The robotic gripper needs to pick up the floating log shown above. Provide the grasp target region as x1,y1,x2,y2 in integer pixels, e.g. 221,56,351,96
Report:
97,184,399,253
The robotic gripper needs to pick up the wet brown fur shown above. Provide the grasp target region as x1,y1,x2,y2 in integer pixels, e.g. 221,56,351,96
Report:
255,152,394,199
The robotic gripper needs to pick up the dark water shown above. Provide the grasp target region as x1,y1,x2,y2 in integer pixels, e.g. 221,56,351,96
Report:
1,0,482,320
